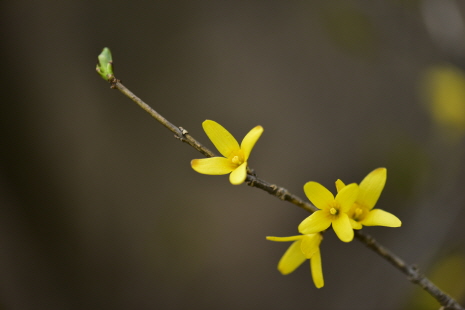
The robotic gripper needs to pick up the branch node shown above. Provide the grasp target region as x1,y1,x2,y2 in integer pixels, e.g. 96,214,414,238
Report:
179,127,189,135
270,184,288,200
173,127,189,142
246,175,256,187
365,235,375,245
247,167,256,176
407,265,422,283
108,76,120,89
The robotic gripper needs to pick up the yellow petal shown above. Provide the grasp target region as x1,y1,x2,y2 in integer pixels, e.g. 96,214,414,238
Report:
241,125,263,160
303,182,335,210
349,218,363,230
361,209,401,227
335,179,346,192
298,211,332,235
335,183,359,213
229,162,247,185
202,120,240,158
310,250,324,288
332,213,354,242
266,235,303,242
301,234,322,258
358,168,386,210
191,157,236,175
277,239,307,275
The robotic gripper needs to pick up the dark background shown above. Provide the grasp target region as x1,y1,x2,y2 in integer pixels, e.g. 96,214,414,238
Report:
2,1,465,309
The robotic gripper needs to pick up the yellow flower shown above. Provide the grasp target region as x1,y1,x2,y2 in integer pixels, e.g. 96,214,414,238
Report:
335,168,401,229
298,182,359,242
191,120,263,185
266,233,324,288
421,64,465,141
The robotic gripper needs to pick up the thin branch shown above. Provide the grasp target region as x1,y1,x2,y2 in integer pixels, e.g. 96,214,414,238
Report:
355,230,463,310
104,77,463,310
112,81,215,158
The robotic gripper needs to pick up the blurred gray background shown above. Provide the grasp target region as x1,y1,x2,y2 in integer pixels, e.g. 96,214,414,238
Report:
2,1,465,309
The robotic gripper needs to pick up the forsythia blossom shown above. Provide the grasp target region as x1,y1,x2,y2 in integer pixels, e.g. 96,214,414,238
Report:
266,233,324,288
335,168,401,229
298,182,359,242
191,120,263,185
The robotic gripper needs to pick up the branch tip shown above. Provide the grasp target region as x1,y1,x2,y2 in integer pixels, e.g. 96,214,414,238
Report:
96,47,115,82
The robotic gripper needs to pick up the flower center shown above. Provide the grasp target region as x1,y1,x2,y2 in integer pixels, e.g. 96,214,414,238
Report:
350,203,368,221
230,150,245,166
329,207,338,215
231,155,242,165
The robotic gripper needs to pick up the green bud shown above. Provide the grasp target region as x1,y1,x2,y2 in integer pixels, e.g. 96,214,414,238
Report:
96,47,114,81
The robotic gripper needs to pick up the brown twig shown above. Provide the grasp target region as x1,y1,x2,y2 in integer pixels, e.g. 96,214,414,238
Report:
355,230,463,310
104,77,463,310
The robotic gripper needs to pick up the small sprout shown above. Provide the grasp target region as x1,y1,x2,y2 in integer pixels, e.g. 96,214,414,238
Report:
96,47,114,81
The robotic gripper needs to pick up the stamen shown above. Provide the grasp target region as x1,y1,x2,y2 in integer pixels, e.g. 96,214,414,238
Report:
231,156,242,165
329,207,338,215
